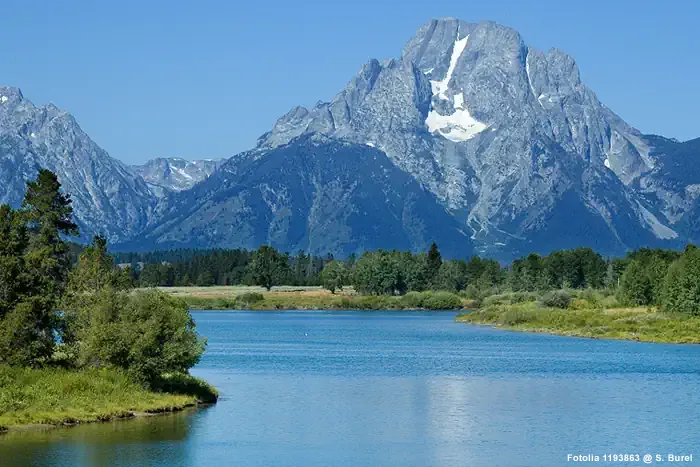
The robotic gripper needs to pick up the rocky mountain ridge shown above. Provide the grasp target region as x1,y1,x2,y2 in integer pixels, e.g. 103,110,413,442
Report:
2,18,698,258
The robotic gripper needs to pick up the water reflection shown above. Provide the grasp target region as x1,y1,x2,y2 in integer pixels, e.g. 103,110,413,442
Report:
2,311,700,467
0,409,203,467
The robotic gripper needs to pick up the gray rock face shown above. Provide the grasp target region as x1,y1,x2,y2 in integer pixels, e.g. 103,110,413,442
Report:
254,18,691,258
2,18,698,259
0,86,157,243
129,134,472,257
131,158,222,194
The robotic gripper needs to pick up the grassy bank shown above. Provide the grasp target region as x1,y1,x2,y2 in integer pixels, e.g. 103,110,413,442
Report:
0,366,217,430
457,291,700,344
154,286,470,311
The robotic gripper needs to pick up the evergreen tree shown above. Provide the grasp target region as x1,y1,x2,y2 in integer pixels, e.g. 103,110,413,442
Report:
251,245,290,290
426,242,442,284
0,171,78,365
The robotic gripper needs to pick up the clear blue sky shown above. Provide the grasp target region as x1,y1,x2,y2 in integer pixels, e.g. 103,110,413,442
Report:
1,0,696,164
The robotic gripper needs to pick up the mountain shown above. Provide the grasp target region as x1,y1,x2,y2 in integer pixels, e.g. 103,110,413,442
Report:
131,158,222,194
243,18,693,258
124,134,472,257
3,18,699,259
0,86,156,243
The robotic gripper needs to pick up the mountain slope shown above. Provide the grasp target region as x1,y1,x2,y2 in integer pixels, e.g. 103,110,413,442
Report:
0,86,156,242
130,135,472,257
131,157,222,194
252,18,688,257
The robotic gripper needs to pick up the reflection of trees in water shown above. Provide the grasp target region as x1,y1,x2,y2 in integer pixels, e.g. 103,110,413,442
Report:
0,408,208,466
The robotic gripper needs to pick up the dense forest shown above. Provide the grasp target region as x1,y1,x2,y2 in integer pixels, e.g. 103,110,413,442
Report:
108,236,700,313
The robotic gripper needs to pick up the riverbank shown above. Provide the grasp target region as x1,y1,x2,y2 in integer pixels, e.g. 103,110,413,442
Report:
154,286,470,311
458,300,700,344
0,366,217,431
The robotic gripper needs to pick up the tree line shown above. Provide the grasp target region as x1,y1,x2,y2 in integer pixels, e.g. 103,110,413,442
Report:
116,236,700,315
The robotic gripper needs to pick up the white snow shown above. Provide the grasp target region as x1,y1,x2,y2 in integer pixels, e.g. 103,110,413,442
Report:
424,67,434,75
425,34,488,141
173,166,193,180
430,35,469,100
0,96,7,103
453,92,464,109
604,158,611,168
637,202,678,240
426,107,488,142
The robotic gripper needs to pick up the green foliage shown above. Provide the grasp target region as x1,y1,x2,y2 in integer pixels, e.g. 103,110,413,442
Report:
250,245,290,291
433,260,467,292
0,171,78,366
68,290,206,385
538,290,572,309
352,250,403,295
460,301,700,344
661,248,700,315
422,291,463,310
68,235,131,293
426,242,442,284
320,260,348,293
0,366,214,427
236,292,264,306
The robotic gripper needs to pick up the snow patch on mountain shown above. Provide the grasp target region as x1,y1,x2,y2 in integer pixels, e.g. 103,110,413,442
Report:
430,35,469,100
426,106,488,142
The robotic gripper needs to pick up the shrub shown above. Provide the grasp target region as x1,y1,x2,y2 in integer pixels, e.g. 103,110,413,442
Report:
236,292,264,306
400,291,427,308
68,290,206,386
422,292,463,310
538,290,572,309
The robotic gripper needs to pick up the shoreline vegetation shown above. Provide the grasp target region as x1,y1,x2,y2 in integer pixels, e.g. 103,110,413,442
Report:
5,171,700,433
457,290,700,344
0,367,217,431
162,286,470,311
0,171,215,433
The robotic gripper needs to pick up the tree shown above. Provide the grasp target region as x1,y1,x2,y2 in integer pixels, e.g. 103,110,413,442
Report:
352,250,402,295
250,245,289,291
21,169,78,303
661,248,700,315
0,205,28,319
619,260,653,305
70,289,206,385
426,242,442,284
320,260,348,294
68,235,131,293
434,260,466,292
0,170,78,366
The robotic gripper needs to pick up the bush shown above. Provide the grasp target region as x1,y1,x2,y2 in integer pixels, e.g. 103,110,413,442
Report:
482,291,539,307
538,290,572,309
422,292,463,310
400,291,427,308
68,290,206,386
236,292,264,306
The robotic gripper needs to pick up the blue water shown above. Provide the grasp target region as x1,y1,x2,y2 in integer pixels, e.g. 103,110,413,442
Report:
2,311,700,466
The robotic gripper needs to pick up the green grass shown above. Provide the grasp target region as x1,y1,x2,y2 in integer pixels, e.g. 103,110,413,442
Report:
457,296,700,344
0,366,217,429
175,289,467,310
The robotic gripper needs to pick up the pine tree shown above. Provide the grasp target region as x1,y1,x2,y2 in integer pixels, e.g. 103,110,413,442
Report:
426,242,442,285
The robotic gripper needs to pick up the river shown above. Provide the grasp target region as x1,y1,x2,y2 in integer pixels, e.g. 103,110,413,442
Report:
2,311,699,466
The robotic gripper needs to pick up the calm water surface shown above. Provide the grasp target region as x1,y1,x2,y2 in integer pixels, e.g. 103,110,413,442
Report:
2,311,700,466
